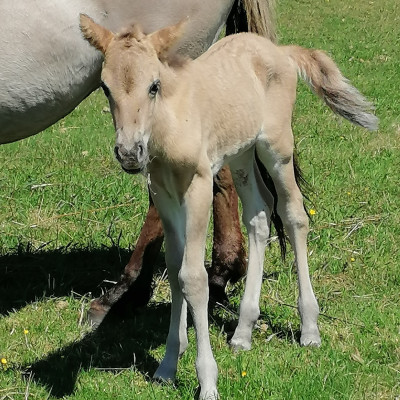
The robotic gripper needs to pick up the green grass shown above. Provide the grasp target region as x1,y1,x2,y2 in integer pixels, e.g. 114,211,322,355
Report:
1,0,399,398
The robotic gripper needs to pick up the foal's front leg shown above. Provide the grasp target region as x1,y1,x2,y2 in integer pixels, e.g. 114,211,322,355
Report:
179,172,218,399
154,171,218,399
152,191,188,382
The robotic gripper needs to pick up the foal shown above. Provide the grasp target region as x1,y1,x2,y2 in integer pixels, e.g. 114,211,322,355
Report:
81,15,378,399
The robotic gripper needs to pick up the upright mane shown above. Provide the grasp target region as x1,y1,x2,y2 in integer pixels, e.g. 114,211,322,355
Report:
115,23,191,68
115,25,146,46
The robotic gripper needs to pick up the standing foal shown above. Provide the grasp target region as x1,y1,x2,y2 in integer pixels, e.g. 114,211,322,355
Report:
81,15,378,399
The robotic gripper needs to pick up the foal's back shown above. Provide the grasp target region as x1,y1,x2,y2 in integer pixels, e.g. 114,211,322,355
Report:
188,34,297,156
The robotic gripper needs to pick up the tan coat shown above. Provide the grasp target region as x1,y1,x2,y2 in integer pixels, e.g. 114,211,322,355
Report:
81,15,377,400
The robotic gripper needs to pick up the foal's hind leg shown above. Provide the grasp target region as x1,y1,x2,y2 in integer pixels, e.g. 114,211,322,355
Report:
228,150,272,351
256,141,321,347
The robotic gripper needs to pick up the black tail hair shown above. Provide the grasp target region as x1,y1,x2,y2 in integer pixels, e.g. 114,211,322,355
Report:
226,0,248,35
254,151,308,260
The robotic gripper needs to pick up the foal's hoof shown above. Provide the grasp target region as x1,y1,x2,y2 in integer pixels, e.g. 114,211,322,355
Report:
86,300,110,328
198,387,219,400
229,337,252,352
300,329,321,347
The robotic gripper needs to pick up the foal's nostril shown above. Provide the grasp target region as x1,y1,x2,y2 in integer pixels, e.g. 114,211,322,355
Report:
136,142,146,163
114,145,121,161
137,143,144,158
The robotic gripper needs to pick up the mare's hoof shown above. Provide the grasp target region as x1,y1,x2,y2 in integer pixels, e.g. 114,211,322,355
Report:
153,362,177,383
300,329,321,347
208,282,229,306
86,301,110,328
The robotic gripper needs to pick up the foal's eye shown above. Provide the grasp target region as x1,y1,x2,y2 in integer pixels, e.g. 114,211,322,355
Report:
149,79,160,98
100,81,110,98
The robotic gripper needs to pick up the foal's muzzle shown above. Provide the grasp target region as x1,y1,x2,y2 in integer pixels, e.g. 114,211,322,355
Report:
114,141,147,174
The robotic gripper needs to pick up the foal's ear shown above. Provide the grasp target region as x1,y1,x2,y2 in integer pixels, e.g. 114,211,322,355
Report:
80,14,114,54
147,17,188,58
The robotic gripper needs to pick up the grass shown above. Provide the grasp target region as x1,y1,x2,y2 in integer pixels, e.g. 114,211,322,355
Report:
1,0,399,398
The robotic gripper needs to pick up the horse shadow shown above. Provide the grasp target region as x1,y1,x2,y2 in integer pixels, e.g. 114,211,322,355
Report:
0,243,163,316
0,243,169,397
2,244,301,397
24,303,170,397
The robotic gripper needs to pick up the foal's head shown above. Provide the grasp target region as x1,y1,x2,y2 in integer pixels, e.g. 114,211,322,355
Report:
80,14,186,174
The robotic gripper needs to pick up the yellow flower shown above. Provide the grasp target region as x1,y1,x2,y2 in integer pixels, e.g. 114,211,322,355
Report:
241,371,247,377
347,192,351,195
1,358,7,365
24,329,29,335
309,209,316,216
350,257,355,262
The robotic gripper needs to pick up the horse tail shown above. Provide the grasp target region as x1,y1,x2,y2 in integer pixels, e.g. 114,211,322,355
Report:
226,0,277,42
283,45,378,131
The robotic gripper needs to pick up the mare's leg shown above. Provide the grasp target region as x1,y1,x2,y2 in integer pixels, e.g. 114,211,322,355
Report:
88,193,164,326
256,139,321,347
208,166,247,302
228,150,272,351
88,167,245,326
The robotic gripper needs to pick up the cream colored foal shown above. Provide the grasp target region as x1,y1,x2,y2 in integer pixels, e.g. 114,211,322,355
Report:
81,15,377,399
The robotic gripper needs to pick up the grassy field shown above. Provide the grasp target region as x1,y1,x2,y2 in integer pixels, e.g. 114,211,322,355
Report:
1,0,399,398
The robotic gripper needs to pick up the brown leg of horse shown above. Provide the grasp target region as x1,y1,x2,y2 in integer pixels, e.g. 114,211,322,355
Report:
208,166,247,303
88,168,245,326
88,194,164,326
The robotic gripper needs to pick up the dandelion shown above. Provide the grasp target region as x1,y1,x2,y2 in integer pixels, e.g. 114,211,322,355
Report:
241,371,247,377
23,329,29,335
347,192,351,195
309,209,316,216
1,358,7,370
350,257,355,262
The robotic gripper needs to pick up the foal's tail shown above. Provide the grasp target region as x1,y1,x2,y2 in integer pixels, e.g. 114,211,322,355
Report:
283,45,378,131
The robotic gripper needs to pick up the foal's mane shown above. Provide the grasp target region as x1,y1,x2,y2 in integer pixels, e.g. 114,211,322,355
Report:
115,25,191,69
116,25,145,44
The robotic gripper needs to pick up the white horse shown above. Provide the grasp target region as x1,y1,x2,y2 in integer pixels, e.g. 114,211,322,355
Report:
81,15,377,399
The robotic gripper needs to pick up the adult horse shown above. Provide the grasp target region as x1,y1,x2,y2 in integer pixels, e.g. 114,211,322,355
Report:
0,0,276,324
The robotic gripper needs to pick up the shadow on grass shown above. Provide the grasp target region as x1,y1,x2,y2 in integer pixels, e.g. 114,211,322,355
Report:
0,243,169,397
24,303,170,397
0,243,165,316
1,243,302,397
